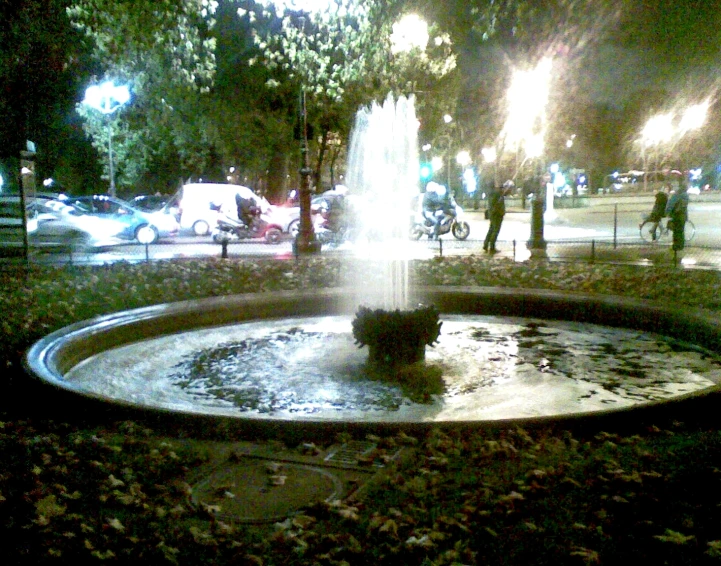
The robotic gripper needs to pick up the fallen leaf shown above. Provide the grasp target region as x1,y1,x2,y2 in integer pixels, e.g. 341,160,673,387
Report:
654,529,695,544
106,517,124,532
35,495,66,519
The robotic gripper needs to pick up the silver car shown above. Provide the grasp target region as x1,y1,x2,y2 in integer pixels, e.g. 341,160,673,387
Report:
0,195,121,253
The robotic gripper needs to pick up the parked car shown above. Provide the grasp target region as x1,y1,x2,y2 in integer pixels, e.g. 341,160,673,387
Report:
62,195,179,244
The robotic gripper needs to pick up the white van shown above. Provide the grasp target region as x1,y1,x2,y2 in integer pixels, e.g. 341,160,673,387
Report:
178,182,261,236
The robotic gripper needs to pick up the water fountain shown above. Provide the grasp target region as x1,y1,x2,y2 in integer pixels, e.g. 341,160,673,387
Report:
23,95,721,429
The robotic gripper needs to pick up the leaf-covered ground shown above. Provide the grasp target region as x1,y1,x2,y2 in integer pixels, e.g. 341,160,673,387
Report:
2,256,721,565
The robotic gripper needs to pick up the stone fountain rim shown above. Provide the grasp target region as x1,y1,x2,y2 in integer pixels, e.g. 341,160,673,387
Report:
23,286,721,431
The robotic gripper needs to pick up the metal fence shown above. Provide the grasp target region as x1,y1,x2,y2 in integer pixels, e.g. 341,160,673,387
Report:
5,192,721,270
5,235,721,272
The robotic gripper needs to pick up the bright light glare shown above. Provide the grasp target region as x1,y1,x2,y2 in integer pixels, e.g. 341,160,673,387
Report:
641,113,674,145
481,147,497,163
443,114,453,124
679,101,709,133
431,156,444,172
502,58,553,151
390,14,429,54
84,81,131,114
456,150,471,166
525,135,544,159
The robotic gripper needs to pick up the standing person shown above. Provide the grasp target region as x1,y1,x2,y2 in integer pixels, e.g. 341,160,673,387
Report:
483,182,509,253
665,181,689,252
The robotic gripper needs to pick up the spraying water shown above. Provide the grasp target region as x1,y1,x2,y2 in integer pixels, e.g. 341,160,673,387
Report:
344,93,420,310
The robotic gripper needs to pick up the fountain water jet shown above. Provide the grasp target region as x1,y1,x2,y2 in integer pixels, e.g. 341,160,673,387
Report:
344,92,420,312
344,93,438,366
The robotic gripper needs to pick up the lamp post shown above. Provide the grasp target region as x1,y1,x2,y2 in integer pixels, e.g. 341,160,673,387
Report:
83,81,130,197
295,81,321,254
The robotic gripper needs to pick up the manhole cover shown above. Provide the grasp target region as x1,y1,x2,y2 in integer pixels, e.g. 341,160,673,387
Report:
191,459,343,523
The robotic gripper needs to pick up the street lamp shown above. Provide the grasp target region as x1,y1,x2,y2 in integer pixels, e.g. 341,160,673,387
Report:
83,81,130,197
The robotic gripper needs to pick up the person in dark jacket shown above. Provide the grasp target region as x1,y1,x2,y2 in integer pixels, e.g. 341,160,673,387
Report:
665,181,689,252
235,193,259,228
483,182,510,253
640,185,669,240
422,182,452,239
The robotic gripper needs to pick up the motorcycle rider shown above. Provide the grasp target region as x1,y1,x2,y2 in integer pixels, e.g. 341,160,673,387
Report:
235,193,259,229
422,182,454,239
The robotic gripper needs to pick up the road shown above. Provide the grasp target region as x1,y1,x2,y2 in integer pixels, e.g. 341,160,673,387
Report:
29,198,721,265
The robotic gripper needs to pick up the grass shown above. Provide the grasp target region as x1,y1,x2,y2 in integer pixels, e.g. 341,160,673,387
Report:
2,256,721,564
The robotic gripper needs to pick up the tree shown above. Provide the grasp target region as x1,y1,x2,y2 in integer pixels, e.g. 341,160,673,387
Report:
0,0,95,191
67,0,220,190
240,0,459,188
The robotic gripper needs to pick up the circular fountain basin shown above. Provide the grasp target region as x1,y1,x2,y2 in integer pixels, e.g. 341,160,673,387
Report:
25,287,721,429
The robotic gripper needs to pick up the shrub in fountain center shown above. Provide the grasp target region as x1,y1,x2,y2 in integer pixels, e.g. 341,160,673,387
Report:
352,305,442,367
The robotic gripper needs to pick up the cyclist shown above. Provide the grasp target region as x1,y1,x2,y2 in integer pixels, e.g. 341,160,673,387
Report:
640,185,669,240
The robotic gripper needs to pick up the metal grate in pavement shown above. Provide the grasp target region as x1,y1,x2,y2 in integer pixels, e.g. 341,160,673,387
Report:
324,441,377,467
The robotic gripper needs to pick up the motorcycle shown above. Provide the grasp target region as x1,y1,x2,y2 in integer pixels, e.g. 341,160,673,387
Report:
410,204,470,241
209,202,284,245
312,199,352,246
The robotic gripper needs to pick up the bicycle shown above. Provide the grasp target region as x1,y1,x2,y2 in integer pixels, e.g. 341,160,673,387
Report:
639,217,695,243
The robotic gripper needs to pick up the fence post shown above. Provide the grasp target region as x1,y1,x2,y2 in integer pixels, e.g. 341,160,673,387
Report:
613,204,618,249
591,239,595,263
221,240,228,259
513,239,516,261
439,238,443,258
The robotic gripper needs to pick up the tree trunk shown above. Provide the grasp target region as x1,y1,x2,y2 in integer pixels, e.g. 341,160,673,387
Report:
266,150,290,204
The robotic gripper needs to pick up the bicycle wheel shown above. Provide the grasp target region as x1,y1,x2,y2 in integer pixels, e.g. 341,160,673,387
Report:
684,220,696,242
640,220,663,243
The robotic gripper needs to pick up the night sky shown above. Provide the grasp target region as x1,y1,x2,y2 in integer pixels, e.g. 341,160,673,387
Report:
594,0,721,105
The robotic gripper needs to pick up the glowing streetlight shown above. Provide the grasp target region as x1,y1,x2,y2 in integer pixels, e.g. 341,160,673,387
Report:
641,113,674,146
679,101,709,134
390,14,429,54
83,81,131,197
502,58,553,153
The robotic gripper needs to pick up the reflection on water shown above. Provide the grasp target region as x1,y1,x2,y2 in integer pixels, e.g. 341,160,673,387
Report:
64,315,721,422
